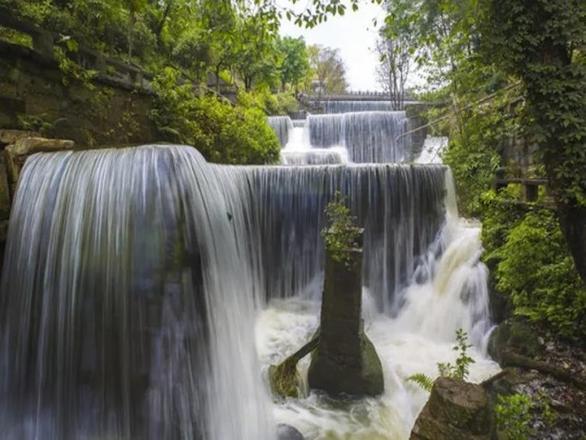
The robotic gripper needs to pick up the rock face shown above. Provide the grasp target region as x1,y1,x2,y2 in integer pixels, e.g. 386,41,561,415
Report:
308,247,384,397
410,377,492,440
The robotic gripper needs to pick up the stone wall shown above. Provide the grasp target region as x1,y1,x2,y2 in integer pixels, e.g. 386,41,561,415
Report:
0,5,159,148
0,41,157,147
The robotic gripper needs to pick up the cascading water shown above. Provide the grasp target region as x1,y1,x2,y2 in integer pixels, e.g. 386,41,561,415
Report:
268,116,293,146
321,100,395,113
213,164,447,311
307,111,411,163
0,146,274,440
0,140,497,439
255,170,498,439
415,136,449,164
280,119,348,166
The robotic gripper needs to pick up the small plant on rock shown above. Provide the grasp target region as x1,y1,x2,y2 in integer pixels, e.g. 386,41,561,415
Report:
437,328,475,380
321,192,362,267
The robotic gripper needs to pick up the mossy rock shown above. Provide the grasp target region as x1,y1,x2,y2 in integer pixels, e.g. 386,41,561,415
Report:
269,358,303,399
487,318,541,365
308,332,384,397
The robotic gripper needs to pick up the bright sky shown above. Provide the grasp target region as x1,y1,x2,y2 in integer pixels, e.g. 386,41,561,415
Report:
279,1,386,92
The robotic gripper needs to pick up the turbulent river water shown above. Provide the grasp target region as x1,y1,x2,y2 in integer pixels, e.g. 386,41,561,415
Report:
0,106,498,440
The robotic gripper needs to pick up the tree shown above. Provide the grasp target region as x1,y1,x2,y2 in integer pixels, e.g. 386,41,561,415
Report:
233,12,281,91
277,36,310,91
376,28,411,109
484,0,586,282
308,45,348,95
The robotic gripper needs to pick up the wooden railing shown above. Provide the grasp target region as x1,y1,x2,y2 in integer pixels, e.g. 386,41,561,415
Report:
493,168,549,203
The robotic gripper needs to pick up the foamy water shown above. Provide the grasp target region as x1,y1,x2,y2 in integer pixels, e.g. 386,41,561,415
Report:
256,218,499,439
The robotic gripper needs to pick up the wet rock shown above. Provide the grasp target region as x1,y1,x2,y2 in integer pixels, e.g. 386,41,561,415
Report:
277,424,304,440
4,137,75,193
410,377,492,440
0,129,39,147
9,136,74,156
488,317,540,365
308,244,384,397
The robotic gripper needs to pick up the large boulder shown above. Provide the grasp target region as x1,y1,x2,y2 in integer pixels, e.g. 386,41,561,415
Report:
277,424,304,440
308,246,384,397
410,377,492,440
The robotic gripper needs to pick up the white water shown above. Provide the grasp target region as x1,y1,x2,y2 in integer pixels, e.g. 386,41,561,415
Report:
415,137,449,164
255,171,499,439
271,111,410,164
281,121,349,165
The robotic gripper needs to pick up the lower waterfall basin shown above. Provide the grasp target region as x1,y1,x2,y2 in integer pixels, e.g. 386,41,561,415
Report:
256,296,500,440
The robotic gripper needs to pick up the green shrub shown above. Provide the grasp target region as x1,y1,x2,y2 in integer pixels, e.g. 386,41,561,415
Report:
495,392,555,440
151,68,280,165
494,209,586,339
495,393,534,440
237,89,299,116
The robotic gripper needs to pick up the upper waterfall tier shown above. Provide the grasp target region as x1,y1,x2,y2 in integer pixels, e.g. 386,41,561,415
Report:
268,115,293,146
321,100,395,113
307,111,410,163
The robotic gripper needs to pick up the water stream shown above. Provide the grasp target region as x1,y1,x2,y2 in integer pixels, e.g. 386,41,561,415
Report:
0,110,498,439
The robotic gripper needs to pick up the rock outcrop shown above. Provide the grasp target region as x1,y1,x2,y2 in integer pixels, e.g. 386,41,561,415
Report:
308,242,384,397
410,377,492,440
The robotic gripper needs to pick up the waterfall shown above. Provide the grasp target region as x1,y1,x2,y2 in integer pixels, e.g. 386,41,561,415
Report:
280,119,349,165
322,100,394,113
0,143,496,440
415,136,449,164
0,146,273,440
268,116,293,146
307,111,410,163
213,164,447,314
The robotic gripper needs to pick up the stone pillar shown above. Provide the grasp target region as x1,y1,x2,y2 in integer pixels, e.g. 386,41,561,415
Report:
308,240,384,396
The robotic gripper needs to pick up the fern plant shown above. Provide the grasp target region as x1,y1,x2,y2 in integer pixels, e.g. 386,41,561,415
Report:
407,373,434,392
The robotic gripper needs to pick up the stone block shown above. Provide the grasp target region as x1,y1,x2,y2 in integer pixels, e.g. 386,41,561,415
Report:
410,377,492,440
0,129,40,146
9,136,74,155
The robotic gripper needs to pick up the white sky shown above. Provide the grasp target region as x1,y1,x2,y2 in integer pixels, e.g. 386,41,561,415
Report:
279,1,386,92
